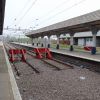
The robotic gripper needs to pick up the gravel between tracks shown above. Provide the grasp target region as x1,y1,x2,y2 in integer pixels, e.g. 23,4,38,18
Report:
5,43,100,100
12,57,100,100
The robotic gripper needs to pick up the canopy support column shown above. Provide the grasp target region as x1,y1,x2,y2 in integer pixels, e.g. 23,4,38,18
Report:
56,34,60,49
69,33,74,51
91,28,98,54
47,35,51,48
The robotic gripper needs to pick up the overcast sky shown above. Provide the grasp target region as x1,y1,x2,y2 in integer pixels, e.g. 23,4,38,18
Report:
3,0,100,36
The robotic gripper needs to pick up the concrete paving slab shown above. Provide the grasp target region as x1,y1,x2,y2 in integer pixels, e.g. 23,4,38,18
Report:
0,45,14,100
3,43,22,100
50,48,100,62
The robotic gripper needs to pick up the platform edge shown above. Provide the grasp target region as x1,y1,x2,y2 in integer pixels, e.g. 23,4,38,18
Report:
3,43,22,100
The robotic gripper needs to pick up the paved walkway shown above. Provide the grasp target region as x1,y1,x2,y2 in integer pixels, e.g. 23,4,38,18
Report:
0,43,14,100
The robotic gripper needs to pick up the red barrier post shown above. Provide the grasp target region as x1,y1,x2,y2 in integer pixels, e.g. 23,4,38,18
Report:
46,48,52,59
33,48,52,59
9,49,15,62
20,49,26,61
34,48,43,59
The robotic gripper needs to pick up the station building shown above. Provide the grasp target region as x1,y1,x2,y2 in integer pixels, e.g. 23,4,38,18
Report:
74,31,100,46
61,31,100,46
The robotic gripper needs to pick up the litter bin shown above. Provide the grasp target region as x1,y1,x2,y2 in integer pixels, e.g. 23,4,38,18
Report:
91,47,96,54
32,43,34,45
70,45,74,51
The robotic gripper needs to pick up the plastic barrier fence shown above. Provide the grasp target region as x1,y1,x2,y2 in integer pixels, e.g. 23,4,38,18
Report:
9,49,26,62
84,46,92,51
33,48,52,59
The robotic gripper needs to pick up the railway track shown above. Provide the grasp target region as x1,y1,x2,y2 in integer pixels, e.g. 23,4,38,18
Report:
4,43,40,74
10,42,100,73
52,52,100,72
10,43,73,71
4,43,100,100
4,44,21,76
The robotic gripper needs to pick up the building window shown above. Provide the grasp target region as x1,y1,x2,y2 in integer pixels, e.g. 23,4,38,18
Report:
86,38,89,41
90,38,92,41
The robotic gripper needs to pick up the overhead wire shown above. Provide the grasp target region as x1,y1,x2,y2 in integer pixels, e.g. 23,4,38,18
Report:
15,0,32,19
37,0,71,20
15,0,38,26
9,0,32,27
10,0,86,32
25,0,71,29
38,0,87,27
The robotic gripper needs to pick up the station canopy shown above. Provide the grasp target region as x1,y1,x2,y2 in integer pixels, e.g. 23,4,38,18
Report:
0,0,6,35
26,9,100,38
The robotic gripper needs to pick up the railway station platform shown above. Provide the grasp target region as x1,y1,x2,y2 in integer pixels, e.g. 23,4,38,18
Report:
50,48,100,62
0,42,22,100
13,43,100,63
